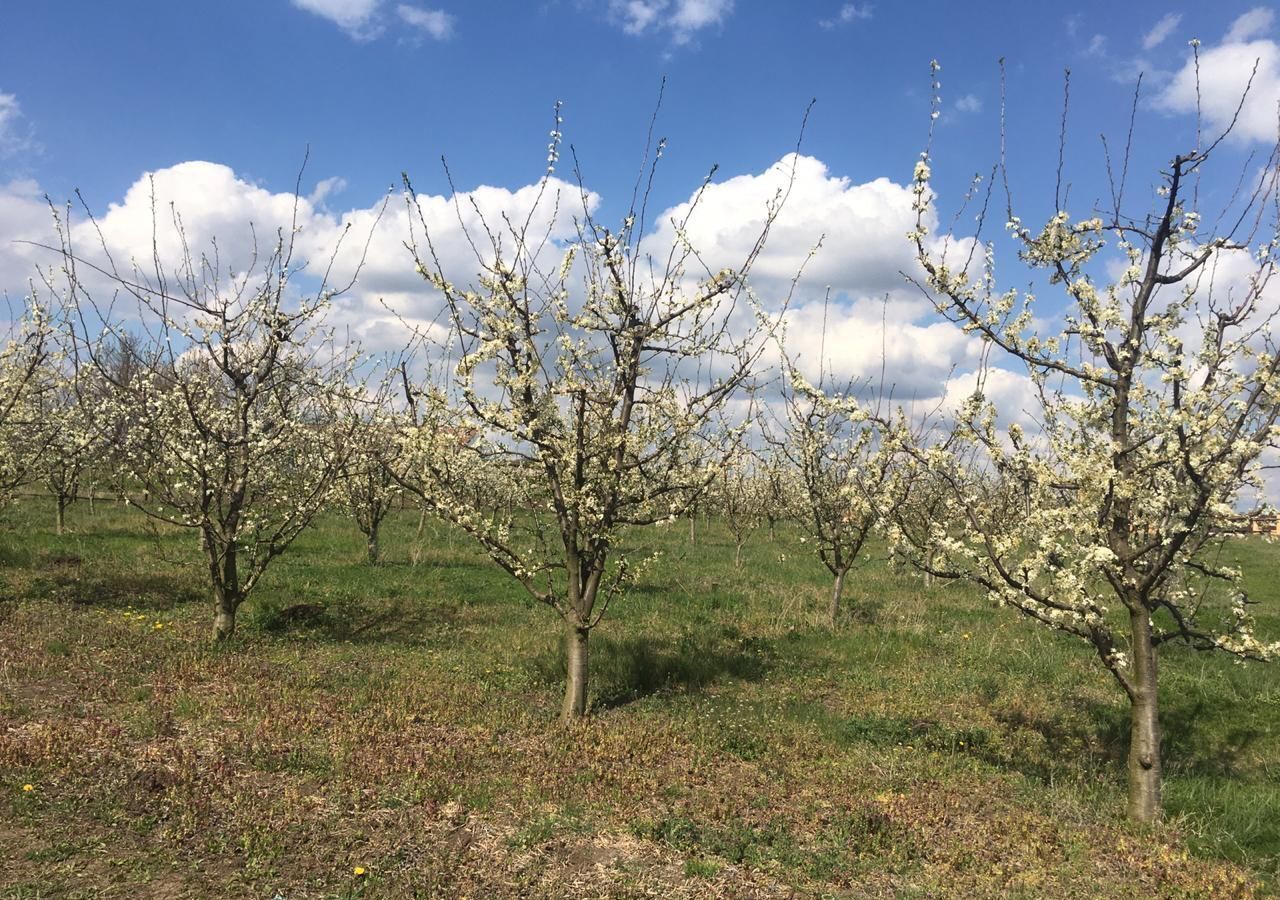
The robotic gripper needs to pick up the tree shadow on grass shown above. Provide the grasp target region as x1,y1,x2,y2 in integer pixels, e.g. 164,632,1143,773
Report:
841,597,889,627
248,594,463,648
2,552,204,610
525,624,774,710
1082,694,1271,780
987,690,1270,783
0,542,36,568
373,555,491,571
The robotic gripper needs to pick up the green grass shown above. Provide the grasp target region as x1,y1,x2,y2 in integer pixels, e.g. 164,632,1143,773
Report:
0,497,1277,897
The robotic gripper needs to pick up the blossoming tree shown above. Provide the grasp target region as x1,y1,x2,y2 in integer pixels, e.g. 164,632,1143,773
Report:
0,296,54,505
26,359,103,534
396,112,796,720
895,61,1280,822
760,448,801,542
717,449,773,568
338,413,404,565
51,189,368,640
772,365,909,626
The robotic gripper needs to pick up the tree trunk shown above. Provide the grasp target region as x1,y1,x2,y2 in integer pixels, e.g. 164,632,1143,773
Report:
829,568,847,627
366,523,380,565
211,542,240,642
213,586,237,641
410,507,428,566
688,515,696,545
55,495,66,536
734,540,744,568
1126,609,1162,823
562,622,590,721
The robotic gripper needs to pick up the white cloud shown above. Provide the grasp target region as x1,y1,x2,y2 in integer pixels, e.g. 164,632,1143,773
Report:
1141,13,1181,51
612,0,660,32
646,154,939,300
820,3,872,30
0,91,35,158
0,179,54,296
17,161,597,354
291,0,384,38
308,175,347,208
934,366,1039,430
82,161,326,277
5,150,987,402
641,153,984,399
778,297,980,400
0,94,19,150
1225,7,1274,43
292,0,454,41
609,0,733,45
318,177,599,349
1155,8,1280,143
668,0,730,34
396,4,455,39
953,94,982,114
1086,34,1106,57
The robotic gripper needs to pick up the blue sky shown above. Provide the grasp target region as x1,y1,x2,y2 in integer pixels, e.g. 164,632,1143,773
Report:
3,1,1272,213
2,1,1279,421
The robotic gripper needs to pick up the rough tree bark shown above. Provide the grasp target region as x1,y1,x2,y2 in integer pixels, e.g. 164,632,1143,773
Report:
563,621,590,721
210,541,240,642
1127,610,1162,823
829,568,847,627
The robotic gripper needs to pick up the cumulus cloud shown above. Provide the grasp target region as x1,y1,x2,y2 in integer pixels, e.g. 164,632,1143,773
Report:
307,175,348,208
777,297,981,401
291,0,384,38
1155,7,1280,144
952,94,982,115
81,161,327,276
1141,12,1181,51
934,366,1040,431
640,153,985,399
646,154,928,297
609,0,733,45
1225,7,1274,43
0,94,20,151
819,3,873,30
3,150,994,404
319,178,599,347
396,4,455,39
0,179,54,296
0,91,36,158
21,161,598,354
292,0,455,41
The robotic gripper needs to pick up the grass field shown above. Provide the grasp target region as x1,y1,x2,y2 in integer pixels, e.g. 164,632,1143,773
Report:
1,497,1278,898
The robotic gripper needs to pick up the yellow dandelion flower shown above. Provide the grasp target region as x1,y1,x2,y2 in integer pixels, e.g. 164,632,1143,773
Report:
353,866,367,877
22,783,34,792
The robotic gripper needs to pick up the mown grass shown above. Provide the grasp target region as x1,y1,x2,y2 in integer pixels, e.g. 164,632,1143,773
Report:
0,497,1277,897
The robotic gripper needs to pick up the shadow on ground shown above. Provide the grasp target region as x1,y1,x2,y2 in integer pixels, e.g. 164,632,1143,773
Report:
247,594,465,647
525,624,774,710
2,552,204,610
